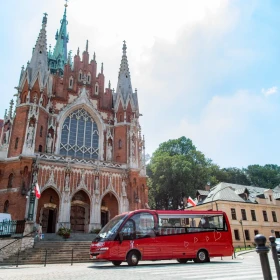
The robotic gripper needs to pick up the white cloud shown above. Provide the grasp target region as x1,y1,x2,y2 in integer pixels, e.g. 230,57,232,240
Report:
261,86,278,97
165,90,275,167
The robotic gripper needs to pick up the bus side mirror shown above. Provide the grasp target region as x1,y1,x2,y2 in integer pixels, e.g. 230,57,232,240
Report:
119,232,123,244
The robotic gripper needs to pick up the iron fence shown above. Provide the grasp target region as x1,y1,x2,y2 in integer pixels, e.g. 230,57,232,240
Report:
0,220,26,236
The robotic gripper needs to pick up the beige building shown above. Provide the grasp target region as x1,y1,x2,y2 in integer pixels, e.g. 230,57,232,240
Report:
189,182,280,248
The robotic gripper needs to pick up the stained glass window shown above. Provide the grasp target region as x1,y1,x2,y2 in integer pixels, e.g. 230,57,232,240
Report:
60,108,99,159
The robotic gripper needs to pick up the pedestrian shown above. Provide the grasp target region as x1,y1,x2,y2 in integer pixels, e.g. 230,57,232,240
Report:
37,223,42,241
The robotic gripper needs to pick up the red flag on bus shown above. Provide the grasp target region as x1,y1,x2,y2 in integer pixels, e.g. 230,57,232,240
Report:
187,196,196,207
35,183,41,199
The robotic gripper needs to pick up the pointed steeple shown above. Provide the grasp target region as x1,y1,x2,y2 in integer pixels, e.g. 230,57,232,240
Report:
48,2,69,75
116,41,132,100
27,13,49,89
114,41,138,109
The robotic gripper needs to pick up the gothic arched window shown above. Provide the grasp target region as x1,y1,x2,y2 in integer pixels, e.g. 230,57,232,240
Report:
60,108,99,159
69,76,73,89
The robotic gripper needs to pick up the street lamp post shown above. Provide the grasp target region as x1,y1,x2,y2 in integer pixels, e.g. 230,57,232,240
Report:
239,220,246,249
27,156,39,221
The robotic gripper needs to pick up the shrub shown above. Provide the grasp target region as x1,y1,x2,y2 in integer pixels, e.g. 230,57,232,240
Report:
57,226,71,236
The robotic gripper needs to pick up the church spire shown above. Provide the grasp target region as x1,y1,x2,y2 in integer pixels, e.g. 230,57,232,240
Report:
48,1,69,74
27,13,49,89
115,41,134,104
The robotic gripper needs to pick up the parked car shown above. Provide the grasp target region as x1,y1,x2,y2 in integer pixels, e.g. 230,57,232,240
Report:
276,238,280,258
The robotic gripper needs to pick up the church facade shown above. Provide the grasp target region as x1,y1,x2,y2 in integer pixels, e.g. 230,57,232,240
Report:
0,5,148,233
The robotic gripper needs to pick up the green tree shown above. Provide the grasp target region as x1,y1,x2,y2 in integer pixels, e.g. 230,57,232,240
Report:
148,137,213,209
213,167,251,185
245,164,280,189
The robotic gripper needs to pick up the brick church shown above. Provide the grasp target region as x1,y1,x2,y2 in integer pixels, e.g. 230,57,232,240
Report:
0,4,148,233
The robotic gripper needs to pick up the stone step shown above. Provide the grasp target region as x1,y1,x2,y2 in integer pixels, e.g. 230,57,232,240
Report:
0,238,95,266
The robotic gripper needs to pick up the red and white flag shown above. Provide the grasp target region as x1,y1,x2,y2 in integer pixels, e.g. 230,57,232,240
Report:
35,183,41,199
187,196,196,207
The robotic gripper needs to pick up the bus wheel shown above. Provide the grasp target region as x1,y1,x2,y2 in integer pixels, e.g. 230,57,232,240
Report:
177,258,188,264
112,261,122,266
127,251,140,266
195,250,209,263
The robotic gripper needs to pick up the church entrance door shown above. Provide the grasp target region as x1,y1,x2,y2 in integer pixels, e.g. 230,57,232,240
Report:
70,205,85,233
41,207,57,233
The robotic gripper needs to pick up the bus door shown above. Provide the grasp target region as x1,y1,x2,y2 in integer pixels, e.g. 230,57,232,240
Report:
118,213,160,260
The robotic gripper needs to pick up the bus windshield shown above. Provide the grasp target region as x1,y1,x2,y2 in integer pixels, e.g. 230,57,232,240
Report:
93,214,127,242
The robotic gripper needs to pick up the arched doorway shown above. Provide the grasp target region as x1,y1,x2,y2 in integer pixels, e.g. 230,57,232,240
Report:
37,188,60,233
101,192,118,227
71,190,90,233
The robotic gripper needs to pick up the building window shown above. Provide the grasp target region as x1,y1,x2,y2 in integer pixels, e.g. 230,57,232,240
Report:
87,73,91,83
14,137,19,149
272,211,277,222
251,210,256,221
3,200,9,213
69,77,73,89
234,229,240,240
241,209,247,220
263,210,268,222
244,230,250,240
269,195,272,202
95,83,99,95
79,71,82,81
119,114,123,122
231,208,236,220
60,108,99,159
40,126,43,137
7,173,14,188
38,145,43,152
254,230,259,236
118,139,122,149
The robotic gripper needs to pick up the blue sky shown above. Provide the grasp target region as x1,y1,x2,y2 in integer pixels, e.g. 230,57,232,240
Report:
0,0,279,168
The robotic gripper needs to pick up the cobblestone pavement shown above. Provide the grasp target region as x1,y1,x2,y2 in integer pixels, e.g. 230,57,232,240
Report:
0,252,278,280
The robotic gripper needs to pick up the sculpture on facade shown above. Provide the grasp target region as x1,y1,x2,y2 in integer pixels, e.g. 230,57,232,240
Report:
95,176,100,195
4,129,10,144
107,142,112,161
26,123,35,148
64,173,70,191
122,180,127,197
46,133,53,153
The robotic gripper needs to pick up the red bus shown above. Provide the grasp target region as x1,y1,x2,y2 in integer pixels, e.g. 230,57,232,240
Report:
90,209,233,266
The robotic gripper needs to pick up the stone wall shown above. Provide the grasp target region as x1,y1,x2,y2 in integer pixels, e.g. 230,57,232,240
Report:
0,236,34,262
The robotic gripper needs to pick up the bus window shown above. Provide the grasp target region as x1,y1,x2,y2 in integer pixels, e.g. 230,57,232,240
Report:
120,219,135,240
131,213,155,238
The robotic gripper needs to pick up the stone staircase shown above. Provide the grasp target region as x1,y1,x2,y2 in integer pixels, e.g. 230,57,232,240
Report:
1,237,97,265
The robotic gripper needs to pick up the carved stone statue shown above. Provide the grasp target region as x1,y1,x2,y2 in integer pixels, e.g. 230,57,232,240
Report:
107,142,112,161
131,140,135,157
4,129,10,144
46,133,53,153
26,123,35,148
122,180,127,197
64,173,70,191
95,177,100,195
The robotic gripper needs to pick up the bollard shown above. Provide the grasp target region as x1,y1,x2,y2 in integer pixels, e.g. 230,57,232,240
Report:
255,234,272,280
16,248,20,267
44,249,47,267
269,236,280,280
71,249,74,266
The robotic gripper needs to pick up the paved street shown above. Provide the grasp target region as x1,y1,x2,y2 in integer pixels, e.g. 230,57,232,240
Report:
0,252,279,280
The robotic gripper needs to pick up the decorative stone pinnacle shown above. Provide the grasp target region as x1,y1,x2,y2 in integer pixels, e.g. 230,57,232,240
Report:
122,40,127,54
